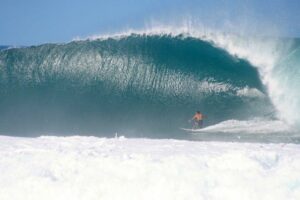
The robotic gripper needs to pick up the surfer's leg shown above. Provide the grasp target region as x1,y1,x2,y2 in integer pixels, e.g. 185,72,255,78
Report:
193,120,200,129
199,120,203,128
192,120,197,129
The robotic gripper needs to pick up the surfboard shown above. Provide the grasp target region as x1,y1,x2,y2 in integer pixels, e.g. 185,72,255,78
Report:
180,128,202,133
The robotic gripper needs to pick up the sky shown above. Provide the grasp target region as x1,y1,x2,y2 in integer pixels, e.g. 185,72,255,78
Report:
0,0,299,45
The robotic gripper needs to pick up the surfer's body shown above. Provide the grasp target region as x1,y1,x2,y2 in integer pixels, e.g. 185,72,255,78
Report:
191,111,204,129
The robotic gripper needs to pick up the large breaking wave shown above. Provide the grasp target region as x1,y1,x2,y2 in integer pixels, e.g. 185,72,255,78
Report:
0,32,298,138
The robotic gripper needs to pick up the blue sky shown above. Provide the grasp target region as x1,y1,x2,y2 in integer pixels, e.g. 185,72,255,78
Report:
0,0,299,45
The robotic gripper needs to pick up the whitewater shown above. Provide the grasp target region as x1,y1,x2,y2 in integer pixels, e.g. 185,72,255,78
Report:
0,135,300,200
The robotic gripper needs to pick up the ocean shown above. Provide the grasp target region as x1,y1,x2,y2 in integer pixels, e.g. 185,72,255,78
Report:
1,31,300,200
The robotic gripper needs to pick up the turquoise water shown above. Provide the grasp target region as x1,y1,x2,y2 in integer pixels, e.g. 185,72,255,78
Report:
0,34,299,141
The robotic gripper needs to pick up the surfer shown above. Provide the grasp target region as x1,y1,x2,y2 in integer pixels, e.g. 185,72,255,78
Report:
191,111,204,129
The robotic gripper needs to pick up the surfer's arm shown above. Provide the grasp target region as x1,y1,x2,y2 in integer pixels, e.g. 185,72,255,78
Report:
189,116,196,123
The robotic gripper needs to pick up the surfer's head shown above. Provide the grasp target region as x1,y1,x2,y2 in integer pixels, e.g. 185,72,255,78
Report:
196,111,201,114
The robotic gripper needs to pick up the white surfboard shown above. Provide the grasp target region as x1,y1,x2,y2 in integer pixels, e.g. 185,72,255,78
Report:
180,128,203,133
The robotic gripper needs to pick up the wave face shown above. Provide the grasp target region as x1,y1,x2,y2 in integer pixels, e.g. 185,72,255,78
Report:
0,35,275,137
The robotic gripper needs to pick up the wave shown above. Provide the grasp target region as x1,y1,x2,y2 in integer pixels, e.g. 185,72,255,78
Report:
82,25,300,128
0,32,298,137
